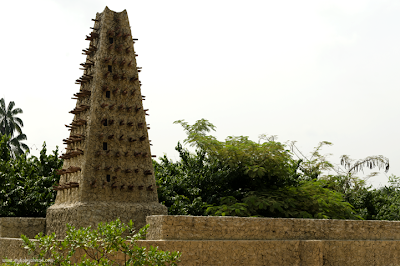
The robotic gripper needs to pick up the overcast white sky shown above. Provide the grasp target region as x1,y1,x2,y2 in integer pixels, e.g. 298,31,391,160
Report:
0,0,398,188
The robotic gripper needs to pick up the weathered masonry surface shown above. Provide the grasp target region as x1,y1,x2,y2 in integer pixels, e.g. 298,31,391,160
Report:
2,215,400,265
0,218,45,239
146,215,400,240
45,6,167,238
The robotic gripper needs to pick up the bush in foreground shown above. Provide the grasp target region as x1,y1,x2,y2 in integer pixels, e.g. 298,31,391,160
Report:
3,219,181,266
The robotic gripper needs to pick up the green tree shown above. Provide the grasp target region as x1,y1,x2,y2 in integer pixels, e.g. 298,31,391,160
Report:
0,98,23,136
0,98,29,156
7,133,29,157
154,143,233,216
173,119,301,189
289,140,390,207
340,175,400,221
206,180,360,219
155,119,360,219
0,135,62,217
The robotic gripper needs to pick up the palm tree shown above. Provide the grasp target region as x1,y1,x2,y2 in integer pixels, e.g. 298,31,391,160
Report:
0,98,24,137
9,133,29,156
0,98,29,156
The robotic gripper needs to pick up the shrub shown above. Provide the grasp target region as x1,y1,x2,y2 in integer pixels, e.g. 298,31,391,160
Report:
3,219,181,266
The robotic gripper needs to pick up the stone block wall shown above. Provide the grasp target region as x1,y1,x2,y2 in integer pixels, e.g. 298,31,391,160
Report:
3,215,400,265
146,215,400,240
138,239,400,266
0,218,45,239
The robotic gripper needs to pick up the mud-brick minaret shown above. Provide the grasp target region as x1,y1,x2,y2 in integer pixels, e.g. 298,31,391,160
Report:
46,6,167,237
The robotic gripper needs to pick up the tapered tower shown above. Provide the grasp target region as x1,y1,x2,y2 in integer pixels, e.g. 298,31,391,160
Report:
46,7,167,237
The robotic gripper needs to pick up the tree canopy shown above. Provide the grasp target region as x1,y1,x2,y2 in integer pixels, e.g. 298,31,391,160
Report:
0,117,399,222
154,119,394,221
0,135,62,217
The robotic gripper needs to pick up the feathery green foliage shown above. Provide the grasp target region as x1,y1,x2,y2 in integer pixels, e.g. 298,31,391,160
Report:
155,119,365,219
155,119,398,220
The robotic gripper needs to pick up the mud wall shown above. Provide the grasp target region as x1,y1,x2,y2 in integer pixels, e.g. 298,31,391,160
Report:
2,216,400,266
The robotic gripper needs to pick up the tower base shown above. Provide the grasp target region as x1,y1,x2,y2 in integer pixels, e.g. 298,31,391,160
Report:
46,202,167,238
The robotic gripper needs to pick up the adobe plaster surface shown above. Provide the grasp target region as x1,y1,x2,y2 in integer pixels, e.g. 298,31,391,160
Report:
46,6,167,238
0,218,45,239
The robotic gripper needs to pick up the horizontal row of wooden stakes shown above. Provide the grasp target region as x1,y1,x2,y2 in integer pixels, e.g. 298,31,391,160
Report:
53,182,154,191
57,166,153,175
